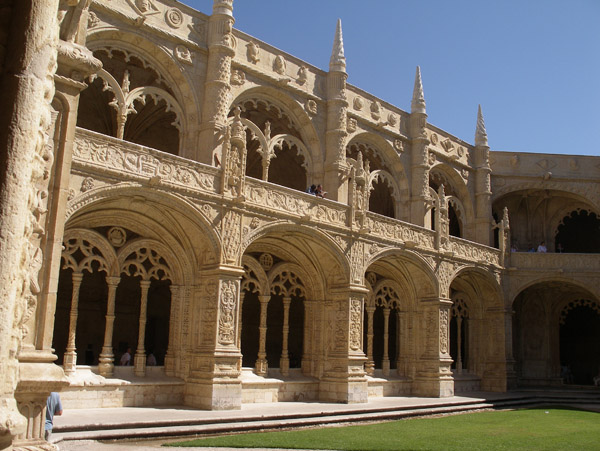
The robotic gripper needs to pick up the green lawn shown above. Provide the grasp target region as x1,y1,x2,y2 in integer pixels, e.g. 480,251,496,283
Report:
165,408,600,450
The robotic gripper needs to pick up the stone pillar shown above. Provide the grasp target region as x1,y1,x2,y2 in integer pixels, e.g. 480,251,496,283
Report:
323,19,349,202
255,295,270,376
413,297,454,397
0,1,81,447
98,276,120,377
381,307,391,376
409,67,430,227
134,280,151,376
365,305,375,376
318,289,368,404
280,296,292,376
456,315,463,374
164,285,180,376
185,266,244,410
196,0,235,164
63,271,84,375
11,0,101,447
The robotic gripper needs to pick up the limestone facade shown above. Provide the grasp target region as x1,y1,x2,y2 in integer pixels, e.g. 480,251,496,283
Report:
0,0,599,448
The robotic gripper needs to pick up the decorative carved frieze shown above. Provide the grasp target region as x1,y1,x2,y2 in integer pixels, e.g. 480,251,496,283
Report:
72,129,217,193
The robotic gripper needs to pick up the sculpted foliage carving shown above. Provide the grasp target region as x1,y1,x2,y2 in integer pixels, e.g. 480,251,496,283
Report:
349,298,362,351
218,279,238,345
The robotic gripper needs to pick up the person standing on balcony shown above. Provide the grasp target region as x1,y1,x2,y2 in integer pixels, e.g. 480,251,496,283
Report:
537,241,547,253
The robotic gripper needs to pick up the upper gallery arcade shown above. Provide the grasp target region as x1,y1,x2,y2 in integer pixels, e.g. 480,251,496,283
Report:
0,0,598,448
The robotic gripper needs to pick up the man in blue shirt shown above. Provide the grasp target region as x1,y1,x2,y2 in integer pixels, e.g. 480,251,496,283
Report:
45,392,63,441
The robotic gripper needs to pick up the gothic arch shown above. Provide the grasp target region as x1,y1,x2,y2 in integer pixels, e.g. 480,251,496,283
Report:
116,238,182,285
241,222,350,294
366,248,438,302
346,133,405,176
492,182,600,213
62,228,119,277
510,276,600,308
241,255,269,295
85,30,199,153
450,266,503,310
231,87,322,175
65,183,219,274
430,164,475,237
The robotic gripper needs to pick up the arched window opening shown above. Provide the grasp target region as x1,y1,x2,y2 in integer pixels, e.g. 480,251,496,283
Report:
559,302,600,385
145,279,171,366
363,275,401,377
232,99,308,191
54,267,107,366
448,203,461,237
555,210,600,253
240,291,260,368
450,296,469,372
369,178,395,219
113,274,141,365
268,141,307,191
77,49,181,155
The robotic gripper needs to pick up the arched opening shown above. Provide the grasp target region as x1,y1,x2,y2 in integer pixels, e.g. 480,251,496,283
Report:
77,48,180,155
369,178,395,218
113,274,141,364
233,99,308,191
346,141,396,219
53,266,108,366
450,296,469,372
555,210,600,253
241,291,260,368
448,203,461,237
145,279,171,365
559,302,600,385
429,174,463,238
268,144,307,192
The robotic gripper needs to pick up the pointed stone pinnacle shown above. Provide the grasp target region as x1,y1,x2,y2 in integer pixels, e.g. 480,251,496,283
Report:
411,66,426,114
329,18,346,73
475,104,488,147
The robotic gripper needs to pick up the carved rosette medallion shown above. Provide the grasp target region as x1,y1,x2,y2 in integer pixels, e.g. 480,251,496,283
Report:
165,8,184,28
107,227,127,247
217,279,237,345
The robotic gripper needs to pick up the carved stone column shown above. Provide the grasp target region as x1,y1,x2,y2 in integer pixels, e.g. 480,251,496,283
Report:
134,280,151,376
409,67,430,227
185,266,244,410
318,289,367,404
323,19,349,202
98,276,120,377
280,296,291,376
474,105,492,246
413,297,454,397
382,307,391,376
163,284,180,376
255,295,270,376
63,271,84,375
11,1,101,448
196,0,235,164
365,305,375,376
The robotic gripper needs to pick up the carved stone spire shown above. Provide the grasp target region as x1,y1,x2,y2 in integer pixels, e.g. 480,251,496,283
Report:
411,66,426,114
329,19,346,73
475,104,488,147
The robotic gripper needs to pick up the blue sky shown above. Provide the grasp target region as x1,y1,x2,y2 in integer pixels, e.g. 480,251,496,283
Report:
186,0,600,156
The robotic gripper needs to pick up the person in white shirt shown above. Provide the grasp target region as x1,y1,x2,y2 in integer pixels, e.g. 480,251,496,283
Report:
537,241,547,253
